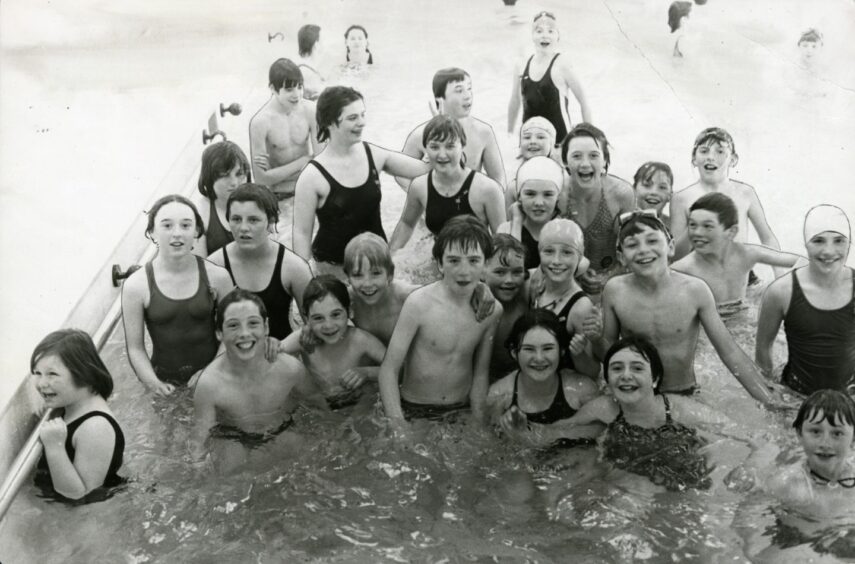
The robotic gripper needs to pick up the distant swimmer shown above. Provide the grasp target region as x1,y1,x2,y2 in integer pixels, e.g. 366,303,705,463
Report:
195,141,249,256
398,67,506,190
797,28,823,70
297,24,326,101
344,25,373,67
508,11,592,144
667,2,692,58
249,58,318,200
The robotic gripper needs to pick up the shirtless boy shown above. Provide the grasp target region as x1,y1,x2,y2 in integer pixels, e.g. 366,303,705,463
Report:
670,128,782,277
192,289,322,458
600,212,774,404
672,193,802,308
249,58,318,199
484,234,530,380
397,68,506,189
379,216,503,427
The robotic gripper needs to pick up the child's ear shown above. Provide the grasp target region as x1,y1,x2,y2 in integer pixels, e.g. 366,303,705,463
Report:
216,329,224,343
667,238,676,259
726,225,739,240
617,249,627,267
729,153,739,168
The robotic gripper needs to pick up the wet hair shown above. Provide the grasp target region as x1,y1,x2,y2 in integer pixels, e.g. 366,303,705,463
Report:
617,213,672,250
316,86,364,143
633,161,674,191
344,25,374,64
691,127,738,162
216,288,268,332
432,215,494,263
197,141,251,200
226,183,280,225
302,275,351,316
269,58,304,91
505,308,571,369
343,232,395,277
793,389,855,433
432,67,470,99
31,329,113,399
667,1,692,33
145,194,204,241
603,336,664,394
422,114,467,148
491,234,527,265
690,192,738,230
297,24,321,57
560,122,612,173
798,28,823,46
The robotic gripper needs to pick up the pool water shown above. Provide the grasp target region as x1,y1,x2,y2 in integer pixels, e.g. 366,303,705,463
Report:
2,0,854,561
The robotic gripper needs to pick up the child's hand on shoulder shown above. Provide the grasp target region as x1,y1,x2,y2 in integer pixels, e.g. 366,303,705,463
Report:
299,326,321,354
39,418,68,450
568,333,588,356
264,337,280,362
581,305,603,340
340,368,366,390
471,282,497,321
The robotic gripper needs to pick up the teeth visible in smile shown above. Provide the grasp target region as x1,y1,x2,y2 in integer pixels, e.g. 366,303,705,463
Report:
236,342,254,350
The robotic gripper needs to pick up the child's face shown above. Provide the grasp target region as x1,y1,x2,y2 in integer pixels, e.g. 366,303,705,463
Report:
425,135,464,173
307,295,349,345
517,327,560,382
805,231,850,274
520,128,553,159
274,84,304,106
152,201,198,257
564,136,605,188
348,257,392,305
332,99,367,143
607,348,657,403
438,241,486,292
485,251,526,303
519,180,559,224
540,242,581,284
799,40,820,61
218,300,269,360
32,354,90,409
798,410,855,478
531,18,559,51
440,78,473,119
634,170,672,213
229,200,271,249
692,141,734,182
212,164,248,202
618,224,673,274
688,209,732,254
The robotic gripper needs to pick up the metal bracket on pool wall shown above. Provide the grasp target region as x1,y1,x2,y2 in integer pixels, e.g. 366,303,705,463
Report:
111,264,141,287
219,102,242,117
268,31,284,42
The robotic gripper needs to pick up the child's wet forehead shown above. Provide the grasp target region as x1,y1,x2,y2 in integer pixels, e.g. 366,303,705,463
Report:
444,241,485,257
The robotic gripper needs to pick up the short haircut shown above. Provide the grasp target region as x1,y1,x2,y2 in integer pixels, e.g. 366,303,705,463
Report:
561,122,612,173
432,215,494,263
491,233,527,265
344,25,374,64
505,308,572,369
269,58,303,91
145,194,204,241
690,192,738,229
316,86,364,143
691,127,738,162
667,1,692,33
422,114,467,148
617,214,672,250
793,389,855,432
302,274,351,316
633,161,674,191
197,141,251,200
226,183,279,225
297,24,320,57
344,232,395,277
31,329,113,399
432,67,470,99
798,28,823,45
216,288,267,332
603,336,665,394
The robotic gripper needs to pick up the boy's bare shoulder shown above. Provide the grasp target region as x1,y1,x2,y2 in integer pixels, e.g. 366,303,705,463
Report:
603,272,633,294
670,269,710,293
672,182,703,201
729,179,757,194
471,117,498,138
300,99,316,119
274,352,307,375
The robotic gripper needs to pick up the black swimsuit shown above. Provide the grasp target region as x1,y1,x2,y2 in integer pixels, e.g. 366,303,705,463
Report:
521,224,540,269
425,170,476,235
205,198,233,255
510,370,577,425
310,142,386,264
521,54,569,142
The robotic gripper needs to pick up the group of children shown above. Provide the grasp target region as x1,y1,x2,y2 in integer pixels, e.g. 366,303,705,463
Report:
29,10,854,552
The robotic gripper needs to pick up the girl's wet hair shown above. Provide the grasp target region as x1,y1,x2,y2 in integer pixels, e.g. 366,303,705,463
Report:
145,194,204,241
198,141,251,200
492,234,527,265
216,288,268,332
302,274,351,316
793,390,855,432
690,192,738,229
432,215,493,263
344,25,374,64
316,86,364,143
667,1,692,33
31,329,113,399
432,67,470,99
603,336,665,394
343,232,395,277
298,24,320,57
560,122,612,173
422,114,468,149
633,161,674,191
226,183,280,225
505,308,571,369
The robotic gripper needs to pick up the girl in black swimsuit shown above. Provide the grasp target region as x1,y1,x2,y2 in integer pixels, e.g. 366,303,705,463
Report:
196,141,249,257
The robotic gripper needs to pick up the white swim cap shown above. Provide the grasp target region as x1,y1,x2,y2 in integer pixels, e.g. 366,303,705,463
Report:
538,218,590,275
516,156,564,195
520,117,557,144
803,204,850,242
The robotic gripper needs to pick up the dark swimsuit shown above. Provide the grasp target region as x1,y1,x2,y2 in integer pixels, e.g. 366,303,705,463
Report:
210,418,293,449
223,243,294,340
521,54,569,142
782,268,855,395
401,398,469,421
510,370,576,424
35,411,126,502
205,198,233,255
310,142,386,265
602,395,712,491
581,187,618,272
425,170,476,236
144,257,218,385
521,225,541,269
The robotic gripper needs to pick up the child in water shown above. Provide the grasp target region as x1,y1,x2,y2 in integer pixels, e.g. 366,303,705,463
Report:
632,161,673,227
32,329,125,501
281,275,386,409
667,1,692,58
797,28,823,70
485,234,530,380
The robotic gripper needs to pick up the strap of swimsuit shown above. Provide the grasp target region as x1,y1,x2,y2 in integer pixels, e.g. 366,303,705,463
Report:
544,53,560,76
145,261,157,294
195,255,212,292
522,56,533,79
308,160,337,186
510,370,521,409
221,246,237,285
460,170,476,197
557,290,586,321
273,243,285,284
662,394,673,423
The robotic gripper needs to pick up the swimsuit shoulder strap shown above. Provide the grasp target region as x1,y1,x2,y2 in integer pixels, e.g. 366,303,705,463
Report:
460,169,476,194
274,243,286,281
195,255,211,289
522,55,534,76
221,246,236,285
308,159,337,186
144,261,160,296
363,142,379,178
662,394,673,423
510,370,521,408
545,53,561,73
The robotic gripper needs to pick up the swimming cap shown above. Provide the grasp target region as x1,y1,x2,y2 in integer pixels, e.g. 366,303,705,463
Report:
521,117,557,143
539,218,590,275
516,156,564,195
803,204,851,242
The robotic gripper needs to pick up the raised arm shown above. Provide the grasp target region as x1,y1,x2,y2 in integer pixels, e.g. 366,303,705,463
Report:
40,416,117,499
376,144,432,181
292,167,322,261
747,244,803,273
378,296,422,423
395,129,427,191
507,62,522,135
755,279,788,377
388,180,427,254
121,272,173,395
745,187,784,275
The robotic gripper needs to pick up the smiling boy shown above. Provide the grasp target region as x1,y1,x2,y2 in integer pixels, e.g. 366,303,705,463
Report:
484,234,530,380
